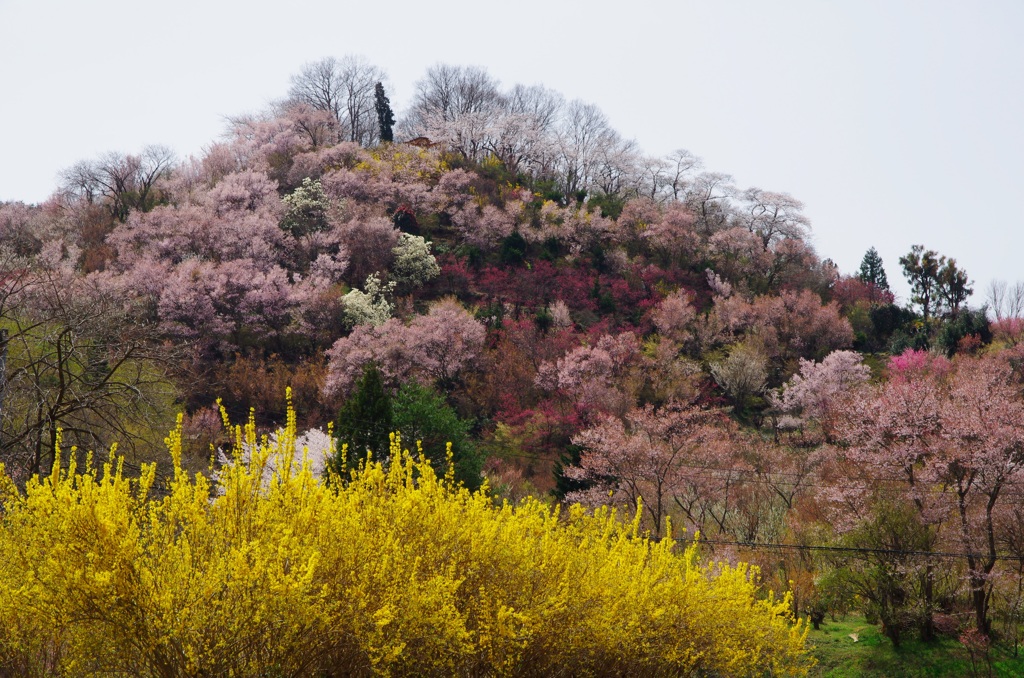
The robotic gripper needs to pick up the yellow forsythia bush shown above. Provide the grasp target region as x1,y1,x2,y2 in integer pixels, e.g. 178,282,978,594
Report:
0,404,811,677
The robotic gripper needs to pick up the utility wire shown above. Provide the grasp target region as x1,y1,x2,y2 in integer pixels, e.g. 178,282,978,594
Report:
693,538,1024,562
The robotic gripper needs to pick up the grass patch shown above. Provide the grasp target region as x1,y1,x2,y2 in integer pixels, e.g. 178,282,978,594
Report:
807,615,1024,677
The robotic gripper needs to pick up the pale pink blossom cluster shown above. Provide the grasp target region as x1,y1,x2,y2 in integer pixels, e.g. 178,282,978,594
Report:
771,350,871,424
323,298,485,398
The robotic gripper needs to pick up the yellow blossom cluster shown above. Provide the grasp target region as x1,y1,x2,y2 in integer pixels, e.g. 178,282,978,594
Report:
0,404,810,676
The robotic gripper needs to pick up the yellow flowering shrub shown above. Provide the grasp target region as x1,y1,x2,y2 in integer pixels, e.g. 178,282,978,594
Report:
0,405,811,677
354,144,446,182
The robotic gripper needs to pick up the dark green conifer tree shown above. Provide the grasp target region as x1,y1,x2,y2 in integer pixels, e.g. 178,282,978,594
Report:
374,82,395,143
330,363,393,476
392,382,482,490
857,247,890,291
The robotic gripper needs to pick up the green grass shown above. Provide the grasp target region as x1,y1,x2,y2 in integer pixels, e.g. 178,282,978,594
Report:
806,615,1024,677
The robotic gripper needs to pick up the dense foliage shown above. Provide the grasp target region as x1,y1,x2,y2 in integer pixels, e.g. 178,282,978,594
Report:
0,408,810,676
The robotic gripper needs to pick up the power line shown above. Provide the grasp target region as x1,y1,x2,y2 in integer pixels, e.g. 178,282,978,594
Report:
693,538,1024,562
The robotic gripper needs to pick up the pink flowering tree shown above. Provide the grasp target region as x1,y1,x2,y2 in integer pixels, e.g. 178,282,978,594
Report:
832,352,1024,636
937,357,1024,635
771,350,871,432
323,298,485,399
642,202,701,267
535,332,640,422
406,298,487,391
334,216,399,284
565,402,738,539
714,289,854,363
650,289,698,353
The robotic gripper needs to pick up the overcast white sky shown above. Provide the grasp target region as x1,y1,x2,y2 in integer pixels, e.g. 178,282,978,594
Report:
2,0,1022,303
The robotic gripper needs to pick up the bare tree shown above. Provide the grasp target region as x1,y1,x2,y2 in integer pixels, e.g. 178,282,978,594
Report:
987,279,1024,320
288,56,387,146
408,63,504,124
737,187,811,248
556,100,622,198
0,263,177,477
402,64,505,161
59,146,176,222
1008,281,1024,319
288,57,344,129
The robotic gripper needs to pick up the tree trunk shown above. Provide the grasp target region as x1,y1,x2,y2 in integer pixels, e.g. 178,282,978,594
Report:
972,574,991,637
920,561,936,641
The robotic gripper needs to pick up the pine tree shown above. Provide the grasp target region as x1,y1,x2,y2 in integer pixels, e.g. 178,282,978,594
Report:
900,245,942,322
392,382,482,490
857,247,890,291
331,363,393,476
374,82,395,144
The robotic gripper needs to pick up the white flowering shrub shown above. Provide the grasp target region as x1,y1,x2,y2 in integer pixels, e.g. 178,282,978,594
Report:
342,273,395,327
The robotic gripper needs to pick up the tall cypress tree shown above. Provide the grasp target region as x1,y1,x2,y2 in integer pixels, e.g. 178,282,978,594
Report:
374,82,395,143
858,247,890,291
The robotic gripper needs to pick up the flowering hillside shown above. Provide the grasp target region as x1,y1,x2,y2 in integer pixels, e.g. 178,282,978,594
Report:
2,55,1023,657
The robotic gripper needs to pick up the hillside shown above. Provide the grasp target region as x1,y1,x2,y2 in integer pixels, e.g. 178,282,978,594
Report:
2,57,1024,668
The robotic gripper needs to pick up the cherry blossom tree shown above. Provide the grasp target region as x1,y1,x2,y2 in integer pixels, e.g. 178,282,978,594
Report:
736,188,810,249
220,113,311,185
278,102,340,151
831,352,1024,636
707,227,774,285
829,364,946,639
770,350,871,431
566,402,737,538
683,171,735,235
640,202,700,266
157,258,301,353
448,199,524,251
402,64,505,161
322,319,412,399
334,216,400,284
535,332,640,421
324,298,485,398
109,169,286,270
486,84,564,174
406,298,487,391
937,357,1024,634
651,289,697,343
714,290,854,362
0,203,52,258
663,149,703,201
